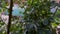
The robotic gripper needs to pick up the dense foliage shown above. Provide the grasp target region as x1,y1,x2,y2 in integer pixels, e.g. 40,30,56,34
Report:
24,0,55,34
0,0,60,34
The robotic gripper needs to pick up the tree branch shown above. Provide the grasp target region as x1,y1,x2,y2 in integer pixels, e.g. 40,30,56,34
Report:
7,0,13,34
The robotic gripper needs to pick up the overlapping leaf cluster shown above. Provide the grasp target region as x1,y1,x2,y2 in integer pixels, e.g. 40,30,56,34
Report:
24,0,55,34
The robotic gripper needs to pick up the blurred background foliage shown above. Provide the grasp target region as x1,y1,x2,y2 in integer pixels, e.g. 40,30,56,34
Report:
0,0,60,34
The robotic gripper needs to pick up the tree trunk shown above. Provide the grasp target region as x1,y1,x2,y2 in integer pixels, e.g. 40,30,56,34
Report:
7,0,13,34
